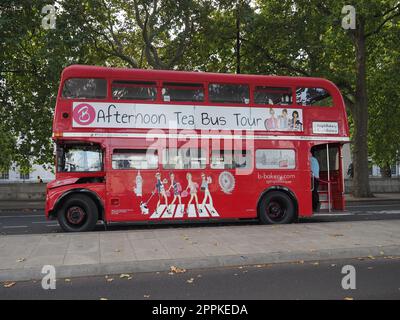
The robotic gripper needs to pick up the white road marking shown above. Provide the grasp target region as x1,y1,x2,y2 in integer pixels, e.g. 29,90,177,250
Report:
346,204,400,208
357,210,400,215
0,215,43,219
2,225,28,229
314,210,400,217
313,213,355,217
32,221,54,224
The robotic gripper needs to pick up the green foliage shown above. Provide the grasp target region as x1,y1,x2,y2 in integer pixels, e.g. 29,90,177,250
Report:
0,0,399,175
0,126,15,172
0,0,111,170
368,38,400,168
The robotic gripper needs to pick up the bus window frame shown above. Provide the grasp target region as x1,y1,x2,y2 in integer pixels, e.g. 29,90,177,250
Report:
295,86,334,107
252,85,294,107
106,78,162,104
255,148,297,171
161,81,206,104
162,148,208,170
60,77,109,101
56,143,105,173
207,82,251,106
210,149,252,170
111,148,159,171
111,80,158,102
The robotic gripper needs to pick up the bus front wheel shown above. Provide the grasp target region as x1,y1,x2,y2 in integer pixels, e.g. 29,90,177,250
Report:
57,194,99,232
259,191,296,224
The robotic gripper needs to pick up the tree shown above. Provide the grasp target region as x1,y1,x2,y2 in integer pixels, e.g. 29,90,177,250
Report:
0,0,109,170
346,1,400,196
0,127,15,172
1,0,399,192
68,0,204,70
242,0,399,197
368,27,400,176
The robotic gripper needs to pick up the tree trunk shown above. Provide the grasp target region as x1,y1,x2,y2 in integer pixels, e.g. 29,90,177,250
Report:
235,2,241,74
352,19,372,197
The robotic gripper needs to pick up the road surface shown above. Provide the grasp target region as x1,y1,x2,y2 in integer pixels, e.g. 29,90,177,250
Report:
0,257,399,300
1,200,400,235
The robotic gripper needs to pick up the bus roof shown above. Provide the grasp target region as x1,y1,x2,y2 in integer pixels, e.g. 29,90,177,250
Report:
61,64,339,90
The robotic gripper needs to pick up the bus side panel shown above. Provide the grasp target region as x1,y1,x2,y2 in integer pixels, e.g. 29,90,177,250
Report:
105,168,314,222
255,169,313,218
105,170,259,222
104,139,315,222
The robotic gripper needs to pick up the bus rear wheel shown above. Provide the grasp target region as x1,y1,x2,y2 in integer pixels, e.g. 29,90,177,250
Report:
259,191,296,224
57,194,99,232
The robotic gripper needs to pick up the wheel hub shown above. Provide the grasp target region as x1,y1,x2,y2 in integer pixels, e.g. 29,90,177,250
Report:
66,206,86,225
267,201,286,221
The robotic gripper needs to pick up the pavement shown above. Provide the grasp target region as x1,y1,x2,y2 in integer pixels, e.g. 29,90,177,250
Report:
1,219,400,282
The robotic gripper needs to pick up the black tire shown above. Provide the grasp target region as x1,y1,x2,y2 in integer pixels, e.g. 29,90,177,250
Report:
258,191,296,224
57,194,99,232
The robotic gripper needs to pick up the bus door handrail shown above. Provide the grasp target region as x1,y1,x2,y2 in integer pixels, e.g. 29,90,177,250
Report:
317,178,337,212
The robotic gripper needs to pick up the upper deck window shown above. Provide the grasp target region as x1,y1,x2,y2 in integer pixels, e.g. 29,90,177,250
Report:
296,87,333,106
62,78,107,99
162,82,204,102
208,83,250,104
254,86,292,105
112,80,157,101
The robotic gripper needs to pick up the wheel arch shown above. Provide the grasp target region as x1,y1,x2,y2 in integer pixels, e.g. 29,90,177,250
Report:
49,188,105,221
257,186,299,220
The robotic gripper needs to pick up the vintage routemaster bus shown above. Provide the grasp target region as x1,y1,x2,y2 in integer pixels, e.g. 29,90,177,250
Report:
45,65,350,232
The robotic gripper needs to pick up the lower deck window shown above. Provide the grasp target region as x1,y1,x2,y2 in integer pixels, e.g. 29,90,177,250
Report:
256,149,296,169
163,148,206,169
57,144,103,172
211,150,251,169
112,149,158,169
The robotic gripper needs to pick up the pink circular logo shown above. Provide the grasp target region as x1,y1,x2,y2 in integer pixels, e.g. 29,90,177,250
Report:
73,103,96,126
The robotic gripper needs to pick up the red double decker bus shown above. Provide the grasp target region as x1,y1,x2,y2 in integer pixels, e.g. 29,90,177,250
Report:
46,65,349,232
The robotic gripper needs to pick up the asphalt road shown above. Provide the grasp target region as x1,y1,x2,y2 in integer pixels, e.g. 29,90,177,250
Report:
0,257,399,300
0,200,400,235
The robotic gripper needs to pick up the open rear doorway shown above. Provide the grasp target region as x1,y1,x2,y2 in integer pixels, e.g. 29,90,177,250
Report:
311,143,345,212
